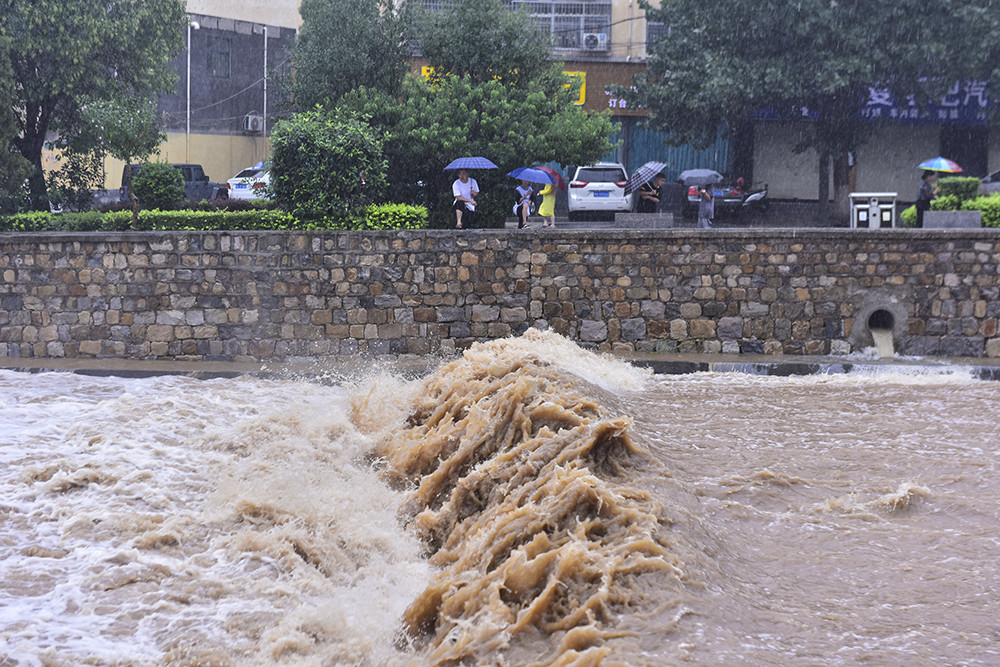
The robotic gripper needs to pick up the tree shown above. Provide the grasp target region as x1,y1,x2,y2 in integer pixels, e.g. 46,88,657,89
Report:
291,0,410,109
415,0,552,87
269,107,388,223
340,73,617,227
0,30,32,213
335,0,619,227
4,0,185,211
630,0,1000,219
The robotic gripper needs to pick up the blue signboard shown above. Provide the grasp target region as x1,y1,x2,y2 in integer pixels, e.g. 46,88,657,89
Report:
756,80,991,126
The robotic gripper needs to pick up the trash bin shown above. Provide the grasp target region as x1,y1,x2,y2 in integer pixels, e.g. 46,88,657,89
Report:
850,192,897,228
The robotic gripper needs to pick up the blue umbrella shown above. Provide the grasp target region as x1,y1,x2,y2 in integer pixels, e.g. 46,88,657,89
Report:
443,157,498,170
507,167,556,184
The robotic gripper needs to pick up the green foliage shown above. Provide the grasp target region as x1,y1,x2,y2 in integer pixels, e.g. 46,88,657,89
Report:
292,0,409,109
0,205,436,232
362,203,429,230
331,0,616,228
900,205,917,228
269,108,389,222
415,0,552,87
339,74,617,227
961,195,1000,228
931,195,961,211
4,0,185,210
0,31,32,213
631,0,1000,210
937,177,981,202
132,162,186,211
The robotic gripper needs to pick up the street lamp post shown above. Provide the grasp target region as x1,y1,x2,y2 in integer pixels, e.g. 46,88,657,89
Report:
186,19,200,163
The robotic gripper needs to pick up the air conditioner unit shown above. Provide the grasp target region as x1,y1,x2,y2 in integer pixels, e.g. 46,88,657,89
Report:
582,32,609,51
242,114,264,134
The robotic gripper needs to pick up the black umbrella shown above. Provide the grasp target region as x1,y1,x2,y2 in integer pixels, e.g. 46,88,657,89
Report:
677,169,723,186
624,161,668,195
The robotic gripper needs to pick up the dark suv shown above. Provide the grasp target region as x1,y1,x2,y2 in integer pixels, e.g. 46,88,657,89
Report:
119,163,228,203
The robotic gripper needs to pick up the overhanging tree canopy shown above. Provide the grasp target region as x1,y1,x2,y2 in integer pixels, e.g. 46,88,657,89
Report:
3,0,185,210
291,0,410,109
631,0,1000,217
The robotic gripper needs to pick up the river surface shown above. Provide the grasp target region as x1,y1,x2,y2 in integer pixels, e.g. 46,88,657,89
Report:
1,330,998,666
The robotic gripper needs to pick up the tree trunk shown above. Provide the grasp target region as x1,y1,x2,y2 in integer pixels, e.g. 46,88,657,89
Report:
832,151,852,222
818,152,830,220
19,100,55,212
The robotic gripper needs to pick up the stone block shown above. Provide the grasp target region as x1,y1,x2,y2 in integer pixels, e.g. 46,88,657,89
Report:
923,211,982,228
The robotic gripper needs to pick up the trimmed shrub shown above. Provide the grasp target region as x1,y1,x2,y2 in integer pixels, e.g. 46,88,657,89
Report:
937,176,980,203
900,205,916,227
362,203,428,230
269,108,388,222
961,194,1000,228
132,162,185,210
931,194,961,211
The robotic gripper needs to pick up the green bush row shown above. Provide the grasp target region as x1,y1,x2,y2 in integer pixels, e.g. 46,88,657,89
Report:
0,204,429,233
902,193,1000,228
961,196,1000,228
936,176,982,202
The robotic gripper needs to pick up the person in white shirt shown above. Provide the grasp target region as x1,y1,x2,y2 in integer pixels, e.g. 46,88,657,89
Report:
452,169,479,228
513,179,534,229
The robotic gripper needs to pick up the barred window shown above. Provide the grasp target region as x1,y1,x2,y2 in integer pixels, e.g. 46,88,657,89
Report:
646,21,669,48
511,0,612,50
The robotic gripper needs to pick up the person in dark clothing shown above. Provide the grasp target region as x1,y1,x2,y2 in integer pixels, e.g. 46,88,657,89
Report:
915,170,938,228
636,173,667,213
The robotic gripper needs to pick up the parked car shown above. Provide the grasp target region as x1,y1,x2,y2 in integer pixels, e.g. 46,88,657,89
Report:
227,163,271,200
567,163,633,220
681,178,745,218
119,163,228,203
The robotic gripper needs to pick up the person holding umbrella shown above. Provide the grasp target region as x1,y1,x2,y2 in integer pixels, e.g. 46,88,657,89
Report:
697,184,714,228
636,172,667,213
513,179,534,229
452,168,479,229
915,170,939,228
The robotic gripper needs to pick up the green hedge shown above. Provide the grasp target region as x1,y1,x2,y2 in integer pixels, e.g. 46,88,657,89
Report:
0,204,429,233
962,195,1000,228
936,176,981,202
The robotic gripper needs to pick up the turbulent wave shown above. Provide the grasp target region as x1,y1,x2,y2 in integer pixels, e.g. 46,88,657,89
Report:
356,330,685,666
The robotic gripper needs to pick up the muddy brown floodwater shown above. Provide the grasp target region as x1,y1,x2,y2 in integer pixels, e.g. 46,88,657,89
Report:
2,329,998,666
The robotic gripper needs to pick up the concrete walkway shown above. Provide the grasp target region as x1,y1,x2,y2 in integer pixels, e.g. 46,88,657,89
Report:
4,351,998,381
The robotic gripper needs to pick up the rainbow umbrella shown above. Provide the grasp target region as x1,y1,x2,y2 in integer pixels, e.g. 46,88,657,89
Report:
917,157,963,173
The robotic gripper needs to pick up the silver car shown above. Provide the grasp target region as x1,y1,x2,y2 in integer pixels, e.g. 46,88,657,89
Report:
567,163,633,220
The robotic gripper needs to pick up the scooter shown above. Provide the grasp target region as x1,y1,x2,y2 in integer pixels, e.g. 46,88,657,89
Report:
741,185,768,214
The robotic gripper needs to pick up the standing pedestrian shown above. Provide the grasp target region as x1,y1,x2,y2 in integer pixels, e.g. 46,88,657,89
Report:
538,182,556,227
697,184,714,228
915,170,938,228
513,179,534,229
452,169,478,228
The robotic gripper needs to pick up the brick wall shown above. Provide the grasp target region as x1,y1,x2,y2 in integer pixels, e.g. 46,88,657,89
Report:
1,229,998,361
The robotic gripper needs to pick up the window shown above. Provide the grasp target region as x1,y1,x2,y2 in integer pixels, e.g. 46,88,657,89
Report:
208,36,231,79
511,1,612,50
646,21,669,48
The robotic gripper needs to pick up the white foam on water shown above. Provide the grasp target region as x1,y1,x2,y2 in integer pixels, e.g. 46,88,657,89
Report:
0,369,431,666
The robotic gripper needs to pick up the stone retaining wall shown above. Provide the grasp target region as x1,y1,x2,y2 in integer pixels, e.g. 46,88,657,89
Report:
1,229,998,361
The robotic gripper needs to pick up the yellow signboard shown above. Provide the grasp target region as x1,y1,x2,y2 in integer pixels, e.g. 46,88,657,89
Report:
418,66,590,108
564,71,586,105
